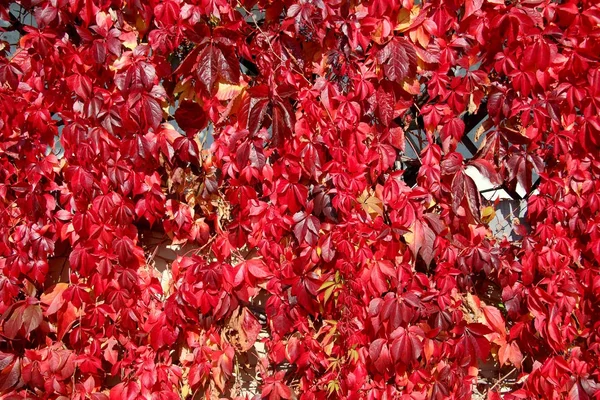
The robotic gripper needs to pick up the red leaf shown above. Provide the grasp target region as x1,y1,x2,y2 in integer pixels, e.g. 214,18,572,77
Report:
3,307,23,339
469,158,501,185
450,170,481,222
104,338,119,365
377,37,417,83
376,86,394,125
240,87,270,135
110,381,140,400
175,100,208,133
271,101,294,147
0,352,14,371
65,166,94,196
498,340,523,368
463,173,481,223
67,74,93,99
140,93,163,130
408,219,436,266
245,259,272,279
487,391,501,400
173,136,200,163
318,234,336,263
506,151,543,193
440,118,464,153
0,60,22,90
58,302,78,341
0,356,20,392
390,326,423,366
464,0,483,19
22,304,42,334
482,306,506,336
196,43,219,93
277,382,292,399
69,245,97,275
231,308,262,352
369,338,392,373
451,172,466,215
293,211,320,246
370,260,395,294
195,42,240,94
459,323,492,362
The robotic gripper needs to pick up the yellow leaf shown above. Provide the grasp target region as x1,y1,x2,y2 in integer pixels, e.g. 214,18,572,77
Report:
468,93,478,114
327,380,340,395
40,283,69,306
135,14,149,35
371,19,392,45
173,79,195,101
428,198,437,209
215,82,244,101
323,285,335,305
403,231,414,245
160,269,173,296
318,280,336,291
481,206,496,224
348,348,359,363
395,6,420,32
474,123,487,142
402,77,421,95
411,26,430,48
358,190,384,219
121,31,138,50
467,365,479,377
396,8,411,31
180,384,190,398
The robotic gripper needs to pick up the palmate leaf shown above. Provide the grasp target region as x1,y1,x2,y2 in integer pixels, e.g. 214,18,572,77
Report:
293,211,320,246
376,37,417,83
238,84,295,146
195,41,240,95
390,326,423,367
358,190,384,219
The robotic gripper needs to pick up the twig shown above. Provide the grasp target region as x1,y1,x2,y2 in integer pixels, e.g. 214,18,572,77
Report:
487,356,528,395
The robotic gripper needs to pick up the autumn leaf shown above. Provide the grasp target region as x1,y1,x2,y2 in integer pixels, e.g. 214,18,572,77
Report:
376,37,417,83
405,219,436,266
229,307,262,352
195,41,240,94
22,304,42,334
358,190,384,219
293,211,320,246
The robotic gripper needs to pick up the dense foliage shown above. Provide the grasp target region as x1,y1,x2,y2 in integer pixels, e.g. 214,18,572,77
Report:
1,0,600,398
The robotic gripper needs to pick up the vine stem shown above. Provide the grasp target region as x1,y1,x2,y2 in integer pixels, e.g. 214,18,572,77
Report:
486,356,528,396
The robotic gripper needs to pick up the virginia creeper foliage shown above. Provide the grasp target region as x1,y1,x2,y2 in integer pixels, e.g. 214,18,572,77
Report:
1,0,600,399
